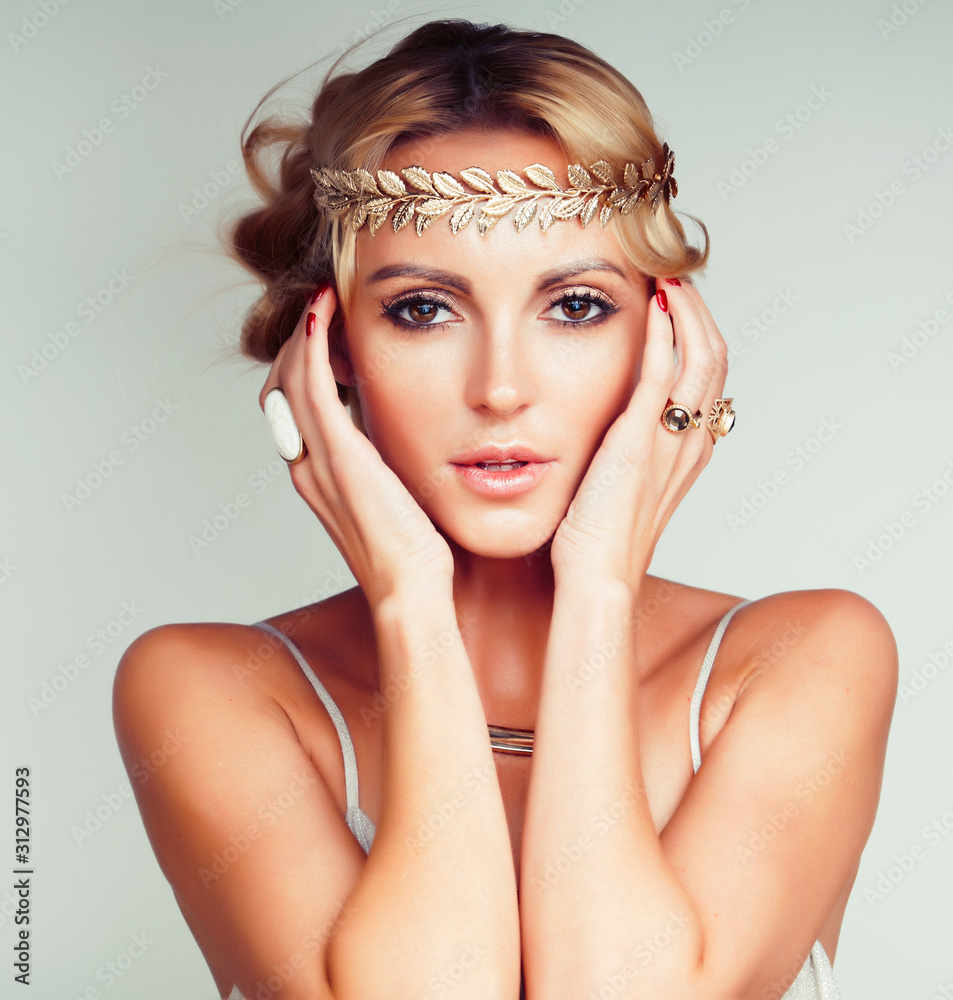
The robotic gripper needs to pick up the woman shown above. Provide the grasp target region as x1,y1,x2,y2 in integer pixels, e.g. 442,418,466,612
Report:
112,19,897,1000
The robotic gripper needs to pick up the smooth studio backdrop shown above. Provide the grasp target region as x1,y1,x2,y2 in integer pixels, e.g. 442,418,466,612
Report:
2,0,951,996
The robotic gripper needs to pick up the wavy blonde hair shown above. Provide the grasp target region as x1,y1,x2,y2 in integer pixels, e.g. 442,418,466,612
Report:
227,19,708,431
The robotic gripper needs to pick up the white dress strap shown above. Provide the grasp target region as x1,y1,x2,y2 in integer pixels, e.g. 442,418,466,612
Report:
689,600,752,774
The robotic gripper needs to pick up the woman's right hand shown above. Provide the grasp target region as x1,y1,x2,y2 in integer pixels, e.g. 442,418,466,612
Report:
259,283,455,612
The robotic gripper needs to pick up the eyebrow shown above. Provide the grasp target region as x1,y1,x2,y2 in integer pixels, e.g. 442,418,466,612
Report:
364,258,628,295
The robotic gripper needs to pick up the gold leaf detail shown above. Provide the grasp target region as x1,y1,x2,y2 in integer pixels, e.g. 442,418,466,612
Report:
432,171,466,198
392,200,416,232
514,198,539,232
477,210,505,236
459,167,497,194
354,168,379,193
450,201,476,233
581,194,600,227
524,164,561,191
567,163,593,188
481,195,514,217
538,199,557,231
620,192,642,216
311,167,333,190
369,212,388,236
351,201,369,231
589,160,616,185
377,170,407,196
416,198,453,218
415,211,438,236
364,197,393,215
599,202,614,227
552,195,586,220
496,170,529,195
402,166,436,194
623,163,640,189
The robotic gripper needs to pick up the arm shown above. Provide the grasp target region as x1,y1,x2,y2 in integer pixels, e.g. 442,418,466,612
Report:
520,585,896,1000
518,280,897,999
114,598,518,1000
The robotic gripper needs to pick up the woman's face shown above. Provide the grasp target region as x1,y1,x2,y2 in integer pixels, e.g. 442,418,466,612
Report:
337,129,650,560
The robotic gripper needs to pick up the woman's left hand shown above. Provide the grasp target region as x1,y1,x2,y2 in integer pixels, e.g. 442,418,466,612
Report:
549,278,729,589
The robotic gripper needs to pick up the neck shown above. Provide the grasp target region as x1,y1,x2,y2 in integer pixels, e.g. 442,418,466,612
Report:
446,536,556,731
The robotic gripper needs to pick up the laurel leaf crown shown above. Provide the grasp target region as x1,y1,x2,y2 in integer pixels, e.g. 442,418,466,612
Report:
310,144,677,237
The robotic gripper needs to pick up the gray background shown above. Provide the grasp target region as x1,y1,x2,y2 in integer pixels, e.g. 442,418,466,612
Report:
2,0,951,996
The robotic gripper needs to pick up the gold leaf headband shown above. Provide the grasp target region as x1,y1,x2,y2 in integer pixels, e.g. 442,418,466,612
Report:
310,143,676,237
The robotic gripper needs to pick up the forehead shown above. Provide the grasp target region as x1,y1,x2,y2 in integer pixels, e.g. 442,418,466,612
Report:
353,129,643,288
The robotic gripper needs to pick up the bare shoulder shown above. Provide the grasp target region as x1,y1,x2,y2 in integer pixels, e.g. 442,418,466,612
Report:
729,587,899,707
112,613,368,999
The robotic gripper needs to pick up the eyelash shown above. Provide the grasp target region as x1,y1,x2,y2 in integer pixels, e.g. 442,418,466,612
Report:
381,288,619,331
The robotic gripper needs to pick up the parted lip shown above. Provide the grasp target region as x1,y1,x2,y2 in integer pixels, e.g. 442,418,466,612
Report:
450,444,552,465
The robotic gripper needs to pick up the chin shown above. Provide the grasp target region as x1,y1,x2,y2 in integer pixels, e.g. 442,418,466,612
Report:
437,506,561,562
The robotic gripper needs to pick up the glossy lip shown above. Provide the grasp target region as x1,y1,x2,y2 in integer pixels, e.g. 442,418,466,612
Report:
450,442,551,465
449,443,554,498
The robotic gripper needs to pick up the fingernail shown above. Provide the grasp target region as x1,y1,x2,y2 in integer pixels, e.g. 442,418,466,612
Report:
306,312,316,337
656,289,668,312
665,278,681,286
310,282,328,304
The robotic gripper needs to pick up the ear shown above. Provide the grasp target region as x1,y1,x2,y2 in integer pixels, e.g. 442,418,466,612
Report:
327,307,355,388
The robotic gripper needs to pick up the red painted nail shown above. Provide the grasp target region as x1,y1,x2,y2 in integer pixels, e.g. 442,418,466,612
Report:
665,278,681,286
656,289,668,312
306,312,316,337
310,282,328,304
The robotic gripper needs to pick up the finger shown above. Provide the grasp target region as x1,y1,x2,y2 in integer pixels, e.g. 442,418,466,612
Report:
666,279,730,442
661,280,718,415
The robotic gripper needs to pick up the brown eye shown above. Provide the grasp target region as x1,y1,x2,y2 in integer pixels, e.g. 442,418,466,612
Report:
408,301,439,323
562,297,592,321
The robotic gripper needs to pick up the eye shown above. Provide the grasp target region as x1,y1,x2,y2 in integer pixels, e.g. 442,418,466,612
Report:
384,294,455,329
544,290,617,325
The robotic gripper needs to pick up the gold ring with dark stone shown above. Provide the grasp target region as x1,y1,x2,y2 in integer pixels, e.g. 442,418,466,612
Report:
661,398,703,433
708,398,736,443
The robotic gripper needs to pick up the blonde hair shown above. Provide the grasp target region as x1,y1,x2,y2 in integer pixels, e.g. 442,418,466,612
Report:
227,19,708,428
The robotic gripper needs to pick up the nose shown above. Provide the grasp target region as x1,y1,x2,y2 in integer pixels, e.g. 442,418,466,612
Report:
463,318,536,416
